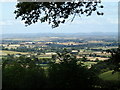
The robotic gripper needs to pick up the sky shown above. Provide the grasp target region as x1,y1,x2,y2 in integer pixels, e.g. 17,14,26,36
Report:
0,1,118,34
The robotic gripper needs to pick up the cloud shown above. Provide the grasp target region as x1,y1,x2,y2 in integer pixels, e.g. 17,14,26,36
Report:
0,20,16,25
69,15,118,26
70,17,102,25
103,0,119,2
0,0,17,2
0,0,119,2
107,18,118,24
0,21,13,26
0,21,6,26
0,20,23,26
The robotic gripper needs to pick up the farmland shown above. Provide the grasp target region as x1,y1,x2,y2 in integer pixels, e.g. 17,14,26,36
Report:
0,50,29,55
1,33,118,66
2,33,119,89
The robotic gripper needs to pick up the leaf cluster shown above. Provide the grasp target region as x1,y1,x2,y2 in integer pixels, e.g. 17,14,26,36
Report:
14,1,104,28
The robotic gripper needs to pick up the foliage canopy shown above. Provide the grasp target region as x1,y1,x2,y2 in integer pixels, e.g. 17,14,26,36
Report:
14,1,104,28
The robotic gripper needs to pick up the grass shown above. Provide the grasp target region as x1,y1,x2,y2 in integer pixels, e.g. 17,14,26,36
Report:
38,57,51,59
91,46,118,50
83,61,97,67
99,70,120,81
1,50,29,55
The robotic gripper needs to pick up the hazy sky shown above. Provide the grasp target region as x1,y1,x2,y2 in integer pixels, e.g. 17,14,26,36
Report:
0,1,118,34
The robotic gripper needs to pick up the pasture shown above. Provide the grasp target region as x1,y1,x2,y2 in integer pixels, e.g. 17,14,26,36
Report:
99,70,120,81
0,50,29,55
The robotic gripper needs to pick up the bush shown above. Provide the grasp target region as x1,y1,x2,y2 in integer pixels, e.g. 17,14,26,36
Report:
2,60,46,89
47,50,99,88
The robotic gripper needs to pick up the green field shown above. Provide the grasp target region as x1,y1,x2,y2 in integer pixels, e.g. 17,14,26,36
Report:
99,70,120,81
1,50,29,55
83,61,97,67
38,57,51,59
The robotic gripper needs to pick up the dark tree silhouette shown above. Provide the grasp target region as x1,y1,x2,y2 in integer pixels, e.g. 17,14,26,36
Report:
14,1,104,28
48,49,99,88
106,48,120,73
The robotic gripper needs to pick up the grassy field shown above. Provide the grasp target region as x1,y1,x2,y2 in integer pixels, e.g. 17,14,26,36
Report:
91,46,118,50
99,70,120,81
38,57,51,59
0,50,29,55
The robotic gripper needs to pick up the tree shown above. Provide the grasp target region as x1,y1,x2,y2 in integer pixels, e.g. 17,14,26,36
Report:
14,1,104,28
48,49,99,88
91,48,120,74
2,55,46,89
106,48,120,73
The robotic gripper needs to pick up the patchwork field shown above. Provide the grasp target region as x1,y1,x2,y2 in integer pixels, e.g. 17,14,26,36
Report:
0,50,29,55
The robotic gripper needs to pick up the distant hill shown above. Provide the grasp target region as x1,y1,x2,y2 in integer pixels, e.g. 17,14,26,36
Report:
1,32,118,39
